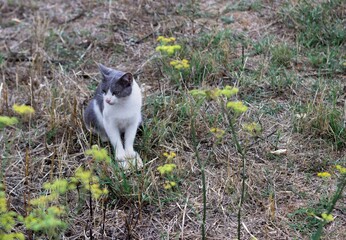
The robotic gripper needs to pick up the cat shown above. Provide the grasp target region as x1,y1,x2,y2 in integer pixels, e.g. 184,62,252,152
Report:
84,64,143,169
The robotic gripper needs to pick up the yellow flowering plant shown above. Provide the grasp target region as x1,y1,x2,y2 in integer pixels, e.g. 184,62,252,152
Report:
155,35,192,86
321,213,334,222
311,165,346,239
242,122,262,136
0,184,25,239
22,164,109,238
157,163,176,175
157,152,178,190
226,101,248,114
0,116,18,129
190,86,239,101
12,104,35,116
156,45,182,55
164,181,177,190
210,127,225,139
170,59,190,70
163,151,176,161
189,85,250,239
23,206,67,236
157,36,176,44
85,145,111,163
71,167,108,199
335,164,346,174
317,172,331,178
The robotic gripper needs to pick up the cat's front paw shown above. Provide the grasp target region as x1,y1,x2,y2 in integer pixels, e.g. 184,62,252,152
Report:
125,150,137,159
116,152,126,161
125,151,143,168
115,153,129,169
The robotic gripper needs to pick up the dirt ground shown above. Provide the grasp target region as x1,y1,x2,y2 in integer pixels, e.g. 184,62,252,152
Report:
1,0,345,239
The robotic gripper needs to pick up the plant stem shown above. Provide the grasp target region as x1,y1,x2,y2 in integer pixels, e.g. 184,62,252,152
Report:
89,188,93,240
190,106,206,240
312,174,346,240
225,107,246,240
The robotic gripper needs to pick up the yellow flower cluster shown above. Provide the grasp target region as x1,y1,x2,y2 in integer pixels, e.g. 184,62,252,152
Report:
0,211,16,231
30,179,75,207
317,172,331,178
156,36,181,55
0,116,18,128
243,122,261,135
12,104,35,116
164,181,177,189
0,184,25,239
189,89,207,97
0,232,25,240
227,101,248,113
43,179,71,195
30,195,57,207
336,165,346,174
157,36,176,44
210,127,225,138
219,86,239,98
157,163,176,175
85,145,111,163
163,151,176,160
321,213,334,222
170,59,190,70
24,206,66,233
0,189,6,213
190,86,239,100
72,167,108,199
156,45,181,55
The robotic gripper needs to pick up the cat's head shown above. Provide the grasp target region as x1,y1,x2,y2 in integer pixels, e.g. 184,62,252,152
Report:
98,64,133,105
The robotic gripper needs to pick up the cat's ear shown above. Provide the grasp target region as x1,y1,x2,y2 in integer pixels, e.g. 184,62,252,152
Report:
120,73,133,84
98,64,112,80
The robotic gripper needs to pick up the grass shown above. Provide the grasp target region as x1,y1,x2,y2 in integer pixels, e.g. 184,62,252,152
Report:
280,0,345,48
1,0,346,239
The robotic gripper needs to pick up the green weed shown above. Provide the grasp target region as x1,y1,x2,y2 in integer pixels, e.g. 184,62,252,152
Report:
294,101,346,150
280,0,345,48
223,0,263,12
271,43,294,67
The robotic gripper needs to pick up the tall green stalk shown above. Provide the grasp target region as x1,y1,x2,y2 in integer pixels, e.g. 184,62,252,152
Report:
229,117,247,240
312,174,346,240
190,113,207,240
222,102,247,240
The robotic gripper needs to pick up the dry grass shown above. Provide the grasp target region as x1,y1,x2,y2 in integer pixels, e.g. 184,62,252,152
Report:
1,0,345,239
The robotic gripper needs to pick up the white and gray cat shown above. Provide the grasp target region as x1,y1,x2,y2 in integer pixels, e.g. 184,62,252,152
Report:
84,64,143,169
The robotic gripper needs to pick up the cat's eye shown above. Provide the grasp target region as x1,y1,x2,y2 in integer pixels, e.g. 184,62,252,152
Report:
102,89,107,94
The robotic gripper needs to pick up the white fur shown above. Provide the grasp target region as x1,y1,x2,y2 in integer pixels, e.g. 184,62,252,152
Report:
101,80,142,168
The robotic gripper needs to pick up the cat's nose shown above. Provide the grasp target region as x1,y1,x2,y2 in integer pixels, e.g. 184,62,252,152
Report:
105,98,111,104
